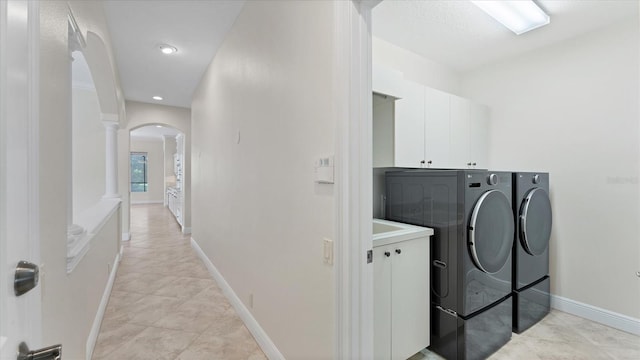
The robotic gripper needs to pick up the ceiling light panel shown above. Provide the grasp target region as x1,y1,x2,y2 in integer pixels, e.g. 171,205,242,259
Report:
152,96,163,101
471,0,550,35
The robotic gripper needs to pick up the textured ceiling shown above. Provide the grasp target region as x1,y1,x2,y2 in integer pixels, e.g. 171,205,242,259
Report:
103,0,245,108
373,0,639,73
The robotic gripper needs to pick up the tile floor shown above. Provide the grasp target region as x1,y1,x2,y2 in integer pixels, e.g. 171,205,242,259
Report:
410,310,640,360
92,204,266,360
94,204,640,360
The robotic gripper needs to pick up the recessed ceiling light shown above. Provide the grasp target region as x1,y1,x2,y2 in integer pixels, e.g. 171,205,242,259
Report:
152,96,163,101
471,0,550,35
159,44,178,55
156,125,163,128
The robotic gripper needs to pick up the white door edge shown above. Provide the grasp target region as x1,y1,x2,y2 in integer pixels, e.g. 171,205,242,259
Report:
0,0,42,357
334,1,375,359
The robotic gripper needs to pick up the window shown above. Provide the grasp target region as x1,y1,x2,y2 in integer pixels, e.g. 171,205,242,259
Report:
130,152,148,192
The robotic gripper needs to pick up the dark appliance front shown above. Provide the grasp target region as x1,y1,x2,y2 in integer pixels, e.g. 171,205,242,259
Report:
386,170,514,360
512,172,552,333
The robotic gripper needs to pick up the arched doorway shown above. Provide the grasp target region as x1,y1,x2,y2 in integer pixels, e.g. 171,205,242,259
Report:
118,102,192,240
129,124,185,228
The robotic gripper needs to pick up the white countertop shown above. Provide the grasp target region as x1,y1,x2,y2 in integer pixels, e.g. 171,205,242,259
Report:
373,218,433,247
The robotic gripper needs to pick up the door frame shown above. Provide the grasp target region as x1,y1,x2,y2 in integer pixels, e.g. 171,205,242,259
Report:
334,0,379,358
0,0,42,356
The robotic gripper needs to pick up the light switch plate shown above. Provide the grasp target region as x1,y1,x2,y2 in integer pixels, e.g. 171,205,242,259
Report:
315,155,335,184
323,238,333,265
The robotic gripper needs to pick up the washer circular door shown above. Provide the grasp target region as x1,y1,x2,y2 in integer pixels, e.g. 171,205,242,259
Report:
520,188,552,256
469,190,515,274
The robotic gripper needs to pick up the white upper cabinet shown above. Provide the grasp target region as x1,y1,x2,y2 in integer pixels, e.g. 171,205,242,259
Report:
469,102,489,168
449,95,471,168
424,87,451,168
450,95,489,168
372,75,489,169
373,94,396,168
394,81,425,168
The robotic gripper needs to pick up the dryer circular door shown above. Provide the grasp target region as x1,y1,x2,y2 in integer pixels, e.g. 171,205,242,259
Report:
469,190,515,274
520,188,552,256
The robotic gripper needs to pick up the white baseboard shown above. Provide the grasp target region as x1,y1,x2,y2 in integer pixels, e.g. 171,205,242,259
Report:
181,226,192,235
122,232,130,241
190,238,284,360
551,294,640,336
86,250,122,360
130,200,163,205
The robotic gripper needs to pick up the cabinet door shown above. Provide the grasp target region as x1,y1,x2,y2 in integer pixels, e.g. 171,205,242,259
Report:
469,103,489,168
424,87,450,168
395,81,425,168
373,94,395,168
449,95,471,168
373,246,393,360
391,238,430,360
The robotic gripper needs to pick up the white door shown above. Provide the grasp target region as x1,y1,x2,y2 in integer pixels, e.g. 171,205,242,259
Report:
373,245,392,360
469,102,489,168
395,80,425,168
449,95,471,168
391,238,429,360
1,1,43,358
424,86,450,168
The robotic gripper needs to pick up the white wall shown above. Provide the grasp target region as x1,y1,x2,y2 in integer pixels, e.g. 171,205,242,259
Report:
372,37,461,95
118,101,191,235
461,19,640,319
130,138,165,204
39,1,124,358
72,87,105,215
191,1,336,358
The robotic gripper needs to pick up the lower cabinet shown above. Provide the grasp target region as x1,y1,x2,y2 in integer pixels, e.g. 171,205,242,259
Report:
374,237,430,360
167,187,182,226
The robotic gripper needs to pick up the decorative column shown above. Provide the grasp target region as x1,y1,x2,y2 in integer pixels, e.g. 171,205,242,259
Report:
102,113,120,198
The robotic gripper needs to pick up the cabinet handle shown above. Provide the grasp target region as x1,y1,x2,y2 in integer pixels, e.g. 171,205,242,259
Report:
384,251,391,257
472,162,477,166
395,249,401,255
467,162,472,166
427,160,432,164
420,160,425,167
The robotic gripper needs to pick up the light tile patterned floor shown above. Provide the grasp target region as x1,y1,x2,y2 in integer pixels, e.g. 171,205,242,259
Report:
410,307,640,360
92,204,266,360
96,205,640,360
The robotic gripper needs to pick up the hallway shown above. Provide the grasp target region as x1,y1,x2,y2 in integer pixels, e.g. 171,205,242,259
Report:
92,204,267,360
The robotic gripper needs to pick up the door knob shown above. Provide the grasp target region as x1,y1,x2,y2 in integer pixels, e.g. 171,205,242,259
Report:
384,251,391,257
395,249,402,254
14,261,39,296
